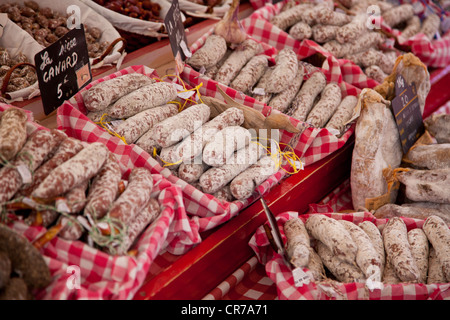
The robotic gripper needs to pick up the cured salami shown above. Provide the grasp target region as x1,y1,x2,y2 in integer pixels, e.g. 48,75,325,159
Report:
83,73,155,112
0,108,28,161
215,39,263,86
32,142,109,199
199,142,265,194
290,71,327,122
108,167,153,225
84,152,122,219
114,104,179,144
230,55,268,93
151,103,210,148
229,155,278,200
187,34,228,70
116,198,161,255
177,107,245,162
107,82,178,118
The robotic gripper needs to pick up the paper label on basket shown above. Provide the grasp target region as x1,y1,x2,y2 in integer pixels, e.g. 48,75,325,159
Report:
16,165,32,184
109,120,124,130
177,90,195,100
292,268,311,287
252,87,265,96
0,14,7,38
34,25,92,115
365,266,383,292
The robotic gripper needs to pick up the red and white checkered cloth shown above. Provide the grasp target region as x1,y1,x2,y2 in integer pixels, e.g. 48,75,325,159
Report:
249,211,450,300
0,103,200,300
203,256,278,300
181,19,358,167
57,65,288,234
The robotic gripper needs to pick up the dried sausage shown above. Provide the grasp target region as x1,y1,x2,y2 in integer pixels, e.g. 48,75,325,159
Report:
396,168,450,204
382,217,419,282
290,71,327,122
83,73,155,112
187,34,228,70
0,108,28,161
230,55,268,94
422,216,450,282
84,152,122,219
108,167,153,225
229,155,278,200
202,126,253,167
215,39,263,86
268,64,304,113
151,103,210,148
199,142,265,194
306,83,342,128
32,142,109,199
265,48,298,94
177,107,245,162
107,82,178,118
305,214,358,265
114,104,179,144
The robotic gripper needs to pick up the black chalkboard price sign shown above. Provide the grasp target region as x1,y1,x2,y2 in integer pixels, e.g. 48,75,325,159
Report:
391,74,424,154
164,0,190,74
34,24,92,115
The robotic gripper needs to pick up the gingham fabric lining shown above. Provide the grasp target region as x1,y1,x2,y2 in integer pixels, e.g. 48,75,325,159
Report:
203,256,278,300
249,211,450,300
57,65,289,236
181,19,358,167
0,103,200,300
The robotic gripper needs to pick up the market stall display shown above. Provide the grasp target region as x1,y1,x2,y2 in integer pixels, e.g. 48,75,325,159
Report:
59,65,300,237
0,0,448,302
183,17,360,167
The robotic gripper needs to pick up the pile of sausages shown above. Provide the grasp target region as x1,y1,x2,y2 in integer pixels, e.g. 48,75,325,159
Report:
158,107,279,201
82,72,280,202
380,3,443,42
147,104,278,202
1,1,109,58
284,214,450,286
0,107,161,256
186,33,358,134
0,47,37,94
83,73,179,147
374,113,450,224
270,0,398,83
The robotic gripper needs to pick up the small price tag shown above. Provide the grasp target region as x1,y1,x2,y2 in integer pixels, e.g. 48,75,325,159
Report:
164,0,190,75
292,267,311,287
16,164,32,184
34,25,92,115
391,74,424,154
55,199,70,213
